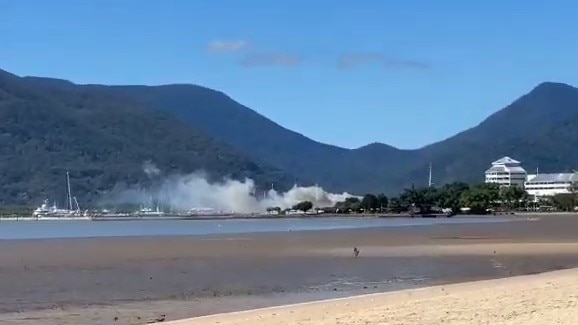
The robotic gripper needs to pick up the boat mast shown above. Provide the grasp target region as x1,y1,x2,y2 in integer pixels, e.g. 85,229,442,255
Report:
428,163,433,188
73,196,80,212
66,171,73,210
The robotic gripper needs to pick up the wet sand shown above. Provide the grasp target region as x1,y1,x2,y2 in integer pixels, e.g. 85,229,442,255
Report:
172,267,578,325
2,215,578,324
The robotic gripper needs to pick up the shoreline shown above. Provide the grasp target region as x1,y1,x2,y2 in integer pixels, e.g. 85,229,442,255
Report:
168,267,578,324
1,211,571,222
0,213,426,221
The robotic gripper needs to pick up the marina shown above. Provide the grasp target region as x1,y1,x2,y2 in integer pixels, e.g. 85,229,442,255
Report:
27,171,239,221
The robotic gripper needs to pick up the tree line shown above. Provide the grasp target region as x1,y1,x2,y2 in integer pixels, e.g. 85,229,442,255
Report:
279,181,578,215
329,182,528,215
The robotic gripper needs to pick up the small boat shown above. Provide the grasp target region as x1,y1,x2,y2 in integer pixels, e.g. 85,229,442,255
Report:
133,205,165,217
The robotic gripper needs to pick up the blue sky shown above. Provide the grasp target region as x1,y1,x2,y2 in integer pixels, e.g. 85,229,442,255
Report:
2,0,578,149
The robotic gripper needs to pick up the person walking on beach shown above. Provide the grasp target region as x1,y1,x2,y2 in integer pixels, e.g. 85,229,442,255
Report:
353,247,360,258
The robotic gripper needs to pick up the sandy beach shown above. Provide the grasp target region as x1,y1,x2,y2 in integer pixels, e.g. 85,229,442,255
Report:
2,215,578,324
171,267,578,324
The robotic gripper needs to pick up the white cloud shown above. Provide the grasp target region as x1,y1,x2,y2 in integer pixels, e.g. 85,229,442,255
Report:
207,40,250,53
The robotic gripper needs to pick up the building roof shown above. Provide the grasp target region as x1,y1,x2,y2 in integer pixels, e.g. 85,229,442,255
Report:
492,156,521,165
485,165,526,174
525,173,578,184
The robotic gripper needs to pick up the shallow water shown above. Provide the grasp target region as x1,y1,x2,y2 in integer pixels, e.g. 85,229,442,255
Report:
0,216,510,240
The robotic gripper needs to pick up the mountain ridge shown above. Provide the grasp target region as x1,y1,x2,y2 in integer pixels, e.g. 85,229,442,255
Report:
6,68,578,199
16,70,576,151
108,79,578,193
20,74,400,152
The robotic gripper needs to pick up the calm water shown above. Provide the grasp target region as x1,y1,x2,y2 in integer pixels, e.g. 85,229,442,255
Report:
0,217,511,240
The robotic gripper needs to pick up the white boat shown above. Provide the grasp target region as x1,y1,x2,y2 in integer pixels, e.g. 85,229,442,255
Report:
133,205,165,217
32,172,89,220
187,207,233,216
32,199,89,220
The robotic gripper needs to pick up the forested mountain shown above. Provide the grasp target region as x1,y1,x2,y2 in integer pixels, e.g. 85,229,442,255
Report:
417,82,578,185
6,66,578,206
108,81,578,193
0,69,293,206
103,84,348,187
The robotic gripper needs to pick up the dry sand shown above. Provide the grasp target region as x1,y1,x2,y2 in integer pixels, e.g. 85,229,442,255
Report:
170,267,578,325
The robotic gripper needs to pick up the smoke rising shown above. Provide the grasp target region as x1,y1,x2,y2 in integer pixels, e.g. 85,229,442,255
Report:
143,161,161,178
103,164,357,214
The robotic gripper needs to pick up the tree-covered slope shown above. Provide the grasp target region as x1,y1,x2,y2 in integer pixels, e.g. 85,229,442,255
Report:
104,84,347,186
112,81,578,194
0,70,292,206
16,68,578,198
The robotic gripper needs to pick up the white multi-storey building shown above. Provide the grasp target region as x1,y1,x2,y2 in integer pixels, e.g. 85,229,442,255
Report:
525,173,578,197
485,156,527,187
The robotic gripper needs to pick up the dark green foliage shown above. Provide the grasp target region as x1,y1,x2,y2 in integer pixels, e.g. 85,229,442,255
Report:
376,194,388,211
360,193,389,212
266,206,282,213
387,197,404,213
0,70,293,206
500,186,528,210
333,182,533,215
335,197,361,213
108,81,578,195
551,193,576,211
292,201,313,212
398,187,439,214
459,183,501,214
437,182,470,213
360,194,378,211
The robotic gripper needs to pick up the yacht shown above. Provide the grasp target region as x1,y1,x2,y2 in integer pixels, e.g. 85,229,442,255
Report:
133,205,165,217
32,172,89,220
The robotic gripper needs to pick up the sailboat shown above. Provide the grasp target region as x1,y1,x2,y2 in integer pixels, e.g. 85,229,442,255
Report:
32,171,89,220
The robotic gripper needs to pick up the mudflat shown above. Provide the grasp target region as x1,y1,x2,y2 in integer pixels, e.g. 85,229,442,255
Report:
171,268,578,325
2,215,578,324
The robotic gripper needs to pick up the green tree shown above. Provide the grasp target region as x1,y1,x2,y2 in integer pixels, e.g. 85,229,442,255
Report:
345,197,360,205
360,194,379,212
376,194,388,212
266,206,282,214
551,193,576,211
437,182,469,212
388,197,404,213
335,197,362,213
460,183,500,214
399,186,437,214
293,201,313,212
500,186,527,210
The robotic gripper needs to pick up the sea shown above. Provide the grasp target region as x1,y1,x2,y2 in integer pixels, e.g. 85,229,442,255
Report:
0,216,512,240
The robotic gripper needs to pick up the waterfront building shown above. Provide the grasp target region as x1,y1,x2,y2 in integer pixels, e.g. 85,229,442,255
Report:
525,173,578,197
484,156,527,187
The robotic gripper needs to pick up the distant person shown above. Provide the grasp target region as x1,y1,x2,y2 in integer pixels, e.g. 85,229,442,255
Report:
353,247,360,258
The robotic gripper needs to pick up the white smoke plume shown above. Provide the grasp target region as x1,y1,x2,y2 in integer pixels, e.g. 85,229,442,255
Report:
143,160,161,178
104,165,358,214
